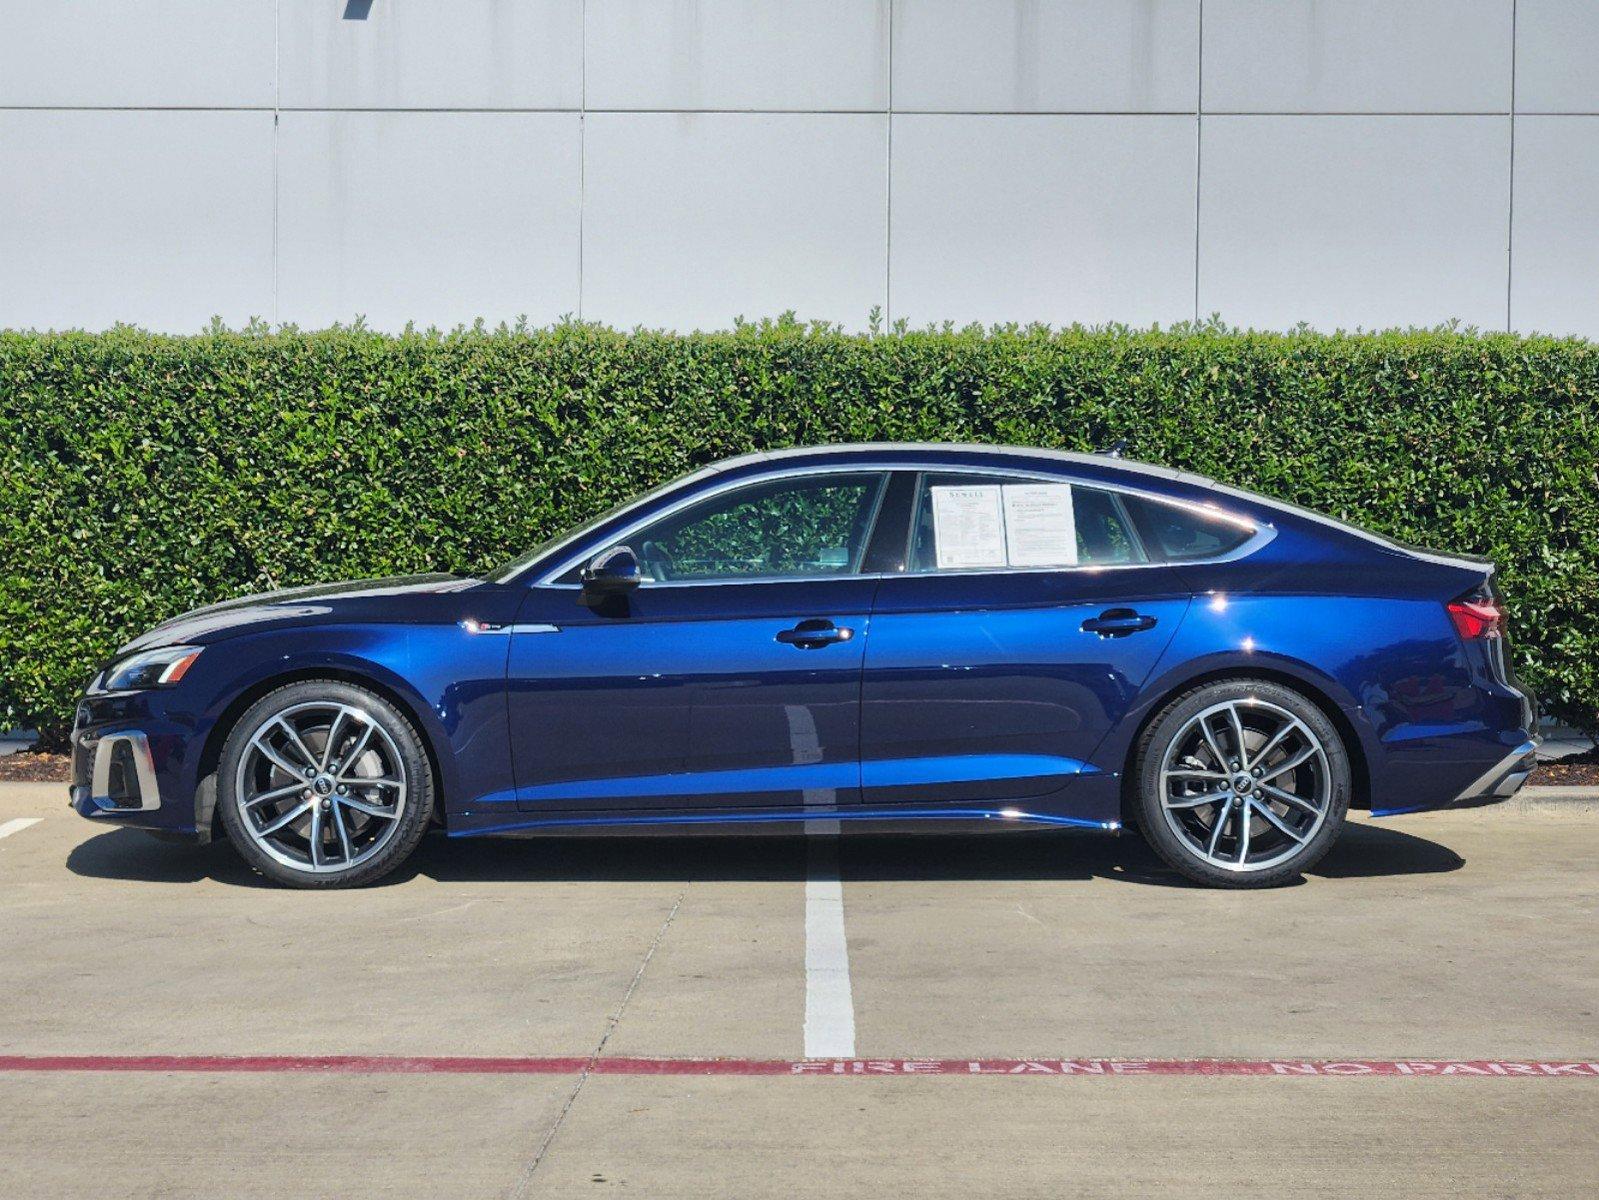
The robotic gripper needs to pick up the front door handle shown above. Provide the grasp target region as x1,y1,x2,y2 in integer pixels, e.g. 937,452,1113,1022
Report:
1081,608,1158,638
776,618,854,649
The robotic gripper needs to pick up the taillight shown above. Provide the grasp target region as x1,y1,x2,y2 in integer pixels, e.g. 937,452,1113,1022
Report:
1447,595,1503,640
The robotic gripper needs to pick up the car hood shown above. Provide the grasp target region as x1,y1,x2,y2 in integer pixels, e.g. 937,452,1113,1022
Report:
118,573,478,655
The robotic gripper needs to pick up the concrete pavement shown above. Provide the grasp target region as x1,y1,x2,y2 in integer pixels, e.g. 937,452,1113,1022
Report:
1,781,1595,1197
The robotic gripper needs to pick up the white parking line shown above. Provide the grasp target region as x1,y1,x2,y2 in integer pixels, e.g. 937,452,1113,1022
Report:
0,817,43,841
786,704,858,1060
804,835,856,1059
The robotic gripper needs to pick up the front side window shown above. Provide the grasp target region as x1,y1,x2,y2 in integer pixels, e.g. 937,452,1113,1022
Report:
909,473,1146,572
622,472,887,583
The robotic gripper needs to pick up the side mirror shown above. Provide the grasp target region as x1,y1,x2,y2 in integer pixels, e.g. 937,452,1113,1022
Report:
580,545,642,598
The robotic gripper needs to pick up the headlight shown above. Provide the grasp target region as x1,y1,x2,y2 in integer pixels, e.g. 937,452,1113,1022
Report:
103,646,204,691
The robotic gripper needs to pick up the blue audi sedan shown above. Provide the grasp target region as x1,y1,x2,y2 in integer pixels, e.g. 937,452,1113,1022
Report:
70,443,1538,888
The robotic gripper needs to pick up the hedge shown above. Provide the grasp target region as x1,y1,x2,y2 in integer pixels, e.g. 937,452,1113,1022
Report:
3,318,1596,746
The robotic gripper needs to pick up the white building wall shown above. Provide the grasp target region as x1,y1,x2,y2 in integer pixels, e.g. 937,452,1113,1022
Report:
0,0,1594,337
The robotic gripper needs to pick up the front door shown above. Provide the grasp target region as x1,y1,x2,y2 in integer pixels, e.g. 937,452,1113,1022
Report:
506,471,888,812
860,472,1190,805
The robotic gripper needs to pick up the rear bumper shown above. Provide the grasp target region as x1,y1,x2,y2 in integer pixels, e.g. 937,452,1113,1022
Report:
1449,737,1541,804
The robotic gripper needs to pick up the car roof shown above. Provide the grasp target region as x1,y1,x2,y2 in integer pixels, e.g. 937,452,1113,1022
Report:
682,442,1221,489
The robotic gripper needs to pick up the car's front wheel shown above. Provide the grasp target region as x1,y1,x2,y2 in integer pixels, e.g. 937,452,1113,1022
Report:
1132,677,1350,888
218,680,433,888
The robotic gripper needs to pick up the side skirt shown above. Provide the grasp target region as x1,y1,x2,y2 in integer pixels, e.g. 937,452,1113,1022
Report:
448,805,1121,839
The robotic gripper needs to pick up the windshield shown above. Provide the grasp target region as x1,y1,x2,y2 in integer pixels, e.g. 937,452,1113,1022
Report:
486,471,693,584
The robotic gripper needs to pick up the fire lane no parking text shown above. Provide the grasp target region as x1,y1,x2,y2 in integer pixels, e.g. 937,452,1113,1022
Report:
0,1055,1595,1078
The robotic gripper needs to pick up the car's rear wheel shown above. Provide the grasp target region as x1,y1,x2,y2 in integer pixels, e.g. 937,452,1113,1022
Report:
1132,678,1350,888
218,680,432,888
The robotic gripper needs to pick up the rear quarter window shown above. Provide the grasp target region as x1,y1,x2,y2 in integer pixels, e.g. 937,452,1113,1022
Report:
1128,496,1255,561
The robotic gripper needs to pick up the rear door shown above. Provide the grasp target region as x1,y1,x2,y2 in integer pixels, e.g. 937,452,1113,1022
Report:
859,471,1190,805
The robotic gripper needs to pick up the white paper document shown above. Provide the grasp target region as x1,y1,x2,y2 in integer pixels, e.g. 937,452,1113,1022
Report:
929,482,1077,569
1001,484,1077,567
930,486,1007,569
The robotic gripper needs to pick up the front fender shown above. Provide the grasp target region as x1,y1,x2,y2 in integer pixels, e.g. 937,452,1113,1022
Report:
183,622,514,828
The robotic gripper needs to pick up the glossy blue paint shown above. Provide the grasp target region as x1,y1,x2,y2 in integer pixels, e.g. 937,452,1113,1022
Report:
71,576,524,839
859,753,1097,789
506,577,875,810
861,568,1189,805
466,752,1097,810
512,759,862,804
69,443,1538,851
450,805,1117,838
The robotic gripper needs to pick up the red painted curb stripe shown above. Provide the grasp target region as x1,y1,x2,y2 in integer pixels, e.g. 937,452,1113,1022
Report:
0,1055,1595,1078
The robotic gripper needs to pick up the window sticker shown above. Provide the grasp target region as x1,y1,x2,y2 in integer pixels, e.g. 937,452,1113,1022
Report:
1002,484,1077,568
930,486,1007,569
929,482,1077,570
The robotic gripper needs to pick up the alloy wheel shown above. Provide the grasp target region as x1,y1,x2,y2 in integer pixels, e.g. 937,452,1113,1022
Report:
1157,697,1332,873
232,701,408,875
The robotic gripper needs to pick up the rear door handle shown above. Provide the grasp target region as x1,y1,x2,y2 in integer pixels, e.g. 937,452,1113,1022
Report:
776,618,854,649
1081,608,1158,638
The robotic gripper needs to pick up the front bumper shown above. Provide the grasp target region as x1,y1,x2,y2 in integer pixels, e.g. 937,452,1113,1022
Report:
69,730,162,815
69,691,210,841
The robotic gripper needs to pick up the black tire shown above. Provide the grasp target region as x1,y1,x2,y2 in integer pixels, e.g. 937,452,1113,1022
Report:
1131,677,1350,888
218,680,433,889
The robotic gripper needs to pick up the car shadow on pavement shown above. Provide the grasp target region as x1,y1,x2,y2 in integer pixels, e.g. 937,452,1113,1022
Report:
65,830,275,888
65,819,1463,890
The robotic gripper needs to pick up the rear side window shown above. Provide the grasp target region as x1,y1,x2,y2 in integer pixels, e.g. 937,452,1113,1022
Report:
1073,487,1144,566
1127,496,1255,561
908,474,1146,571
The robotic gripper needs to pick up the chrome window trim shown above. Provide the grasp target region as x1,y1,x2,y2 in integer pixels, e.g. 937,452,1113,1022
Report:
460,621,561,635
526,444,1205,583
533,459,1274,590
